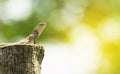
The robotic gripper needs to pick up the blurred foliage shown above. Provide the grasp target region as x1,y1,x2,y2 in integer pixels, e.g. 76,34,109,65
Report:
0,0,120,74
0,0,71,43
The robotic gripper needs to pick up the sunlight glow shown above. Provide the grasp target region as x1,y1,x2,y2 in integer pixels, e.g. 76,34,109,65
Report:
70,25,100,74
41,25,100,74
5,0,32,20
98,19,120,42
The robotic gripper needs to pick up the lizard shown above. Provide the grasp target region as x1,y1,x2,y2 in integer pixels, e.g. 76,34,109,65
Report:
16,22,47,45
0,22,47,47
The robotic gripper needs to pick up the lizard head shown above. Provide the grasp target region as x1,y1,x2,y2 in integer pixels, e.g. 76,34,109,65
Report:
35,22,47,37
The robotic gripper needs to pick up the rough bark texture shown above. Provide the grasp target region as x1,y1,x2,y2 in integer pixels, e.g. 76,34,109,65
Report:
0,44,44,74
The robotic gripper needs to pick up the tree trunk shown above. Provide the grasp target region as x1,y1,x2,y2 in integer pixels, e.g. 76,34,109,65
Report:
0,44,44,74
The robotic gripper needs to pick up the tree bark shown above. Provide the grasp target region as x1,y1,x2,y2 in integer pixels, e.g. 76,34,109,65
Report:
0,44,44,74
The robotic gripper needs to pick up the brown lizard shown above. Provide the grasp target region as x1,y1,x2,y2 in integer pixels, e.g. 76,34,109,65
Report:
0,22,47,47
16,22,47,44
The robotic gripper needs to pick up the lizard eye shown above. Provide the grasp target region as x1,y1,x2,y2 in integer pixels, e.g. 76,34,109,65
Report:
39,22,47,26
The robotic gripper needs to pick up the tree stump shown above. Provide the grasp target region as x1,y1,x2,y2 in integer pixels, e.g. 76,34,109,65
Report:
0,44,44,74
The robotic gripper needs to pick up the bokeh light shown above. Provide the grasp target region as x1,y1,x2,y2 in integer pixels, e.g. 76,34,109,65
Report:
0,0,120,74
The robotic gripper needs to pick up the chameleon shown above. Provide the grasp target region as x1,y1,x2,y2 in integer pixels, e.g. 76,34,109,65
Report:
0,22,47,47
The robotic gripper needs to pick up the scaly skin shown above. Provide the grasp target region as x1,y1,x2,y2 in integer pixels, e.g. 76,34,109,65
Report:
16,22,47,44
0,22,46,47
